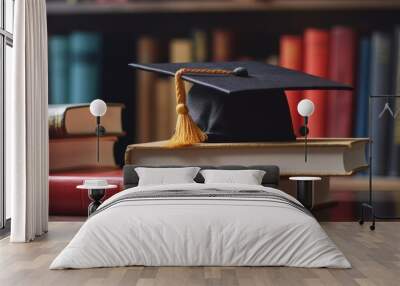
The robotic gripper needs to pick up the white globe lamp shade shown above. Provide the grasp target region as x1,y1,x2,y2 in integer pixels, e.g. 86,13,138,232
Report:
90,99,107,117
297,99,315,117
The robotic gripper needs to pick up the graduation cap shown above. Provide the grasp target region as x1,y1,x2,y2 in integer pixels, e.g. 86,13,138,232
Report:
129,61,351,147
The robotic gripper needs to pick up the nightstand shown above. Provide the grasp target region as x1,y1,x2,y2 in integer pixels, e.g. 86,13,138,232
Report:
77,180,118,216
289,176,322,210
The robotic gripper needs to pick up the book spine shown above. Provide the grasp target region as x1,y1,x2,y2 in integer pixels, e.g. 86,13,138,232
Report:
155,78,174,141
69,32,102,104
192,29,208,62
48,112,67,138
303,29,330,137
327,26,356,137
212,29,235,61
279,35,303,137
49,35,69,104
355,37,371,138
136,36,160,143
370,32,393,176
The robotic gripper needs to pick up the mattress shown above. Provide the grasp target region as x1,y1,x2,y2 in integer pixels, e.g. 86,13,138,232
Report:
50,183,350,269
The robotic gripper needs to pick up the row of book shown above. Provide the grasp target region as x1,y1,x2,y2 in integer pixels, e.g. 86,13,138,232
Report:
135,29,243,143
134,26,400,177
48,26,400,177
49,31,102,104
279,27,400,177
48,103,124,171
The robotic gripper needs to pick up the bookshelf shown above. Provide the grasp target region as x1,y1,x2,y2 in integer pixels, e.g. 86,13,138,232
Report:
46,0,400,187
47,1,400,15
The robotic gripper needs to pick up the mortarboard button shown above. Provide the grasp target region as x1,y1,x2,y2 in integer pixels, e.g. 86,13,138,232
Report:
232,67,249,77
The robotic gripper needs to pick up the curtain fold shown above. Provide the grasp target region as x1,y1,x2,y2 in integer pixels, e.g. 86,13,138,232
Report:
9,0,49,242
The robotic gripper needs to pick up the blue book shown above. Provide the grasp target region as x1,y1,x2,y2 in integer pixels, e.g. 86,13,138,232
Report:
69,32,102,104
355,37,371,138
49,36,69,104
370,31,393,176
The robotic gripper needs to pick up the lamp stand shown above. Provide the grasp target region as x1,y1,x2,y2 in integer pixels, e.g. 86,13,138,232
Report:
299,117,309,163
304,116,308,163
95,116,106,163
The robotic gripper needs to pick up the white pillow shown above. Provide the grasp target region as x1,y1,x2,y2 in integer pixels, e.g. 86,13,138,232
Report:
200,169,266,185
135,167,201,186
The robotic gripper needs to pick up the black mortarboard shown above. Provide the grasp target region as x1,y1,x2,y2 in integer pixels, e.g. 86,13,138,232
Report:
129,61,351,147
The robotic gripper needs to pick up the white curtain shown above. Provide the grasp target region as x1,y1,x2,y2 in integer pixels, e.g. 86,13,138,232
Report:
8,0,49,242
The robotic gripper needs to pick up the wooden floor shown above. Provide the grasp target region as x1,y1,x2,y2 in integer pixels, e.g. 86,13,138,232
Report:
0,222,399,286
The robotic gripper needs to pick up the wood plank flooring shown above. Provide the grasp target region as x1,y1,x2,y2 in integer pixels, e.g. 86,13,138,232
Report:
0,222,399,286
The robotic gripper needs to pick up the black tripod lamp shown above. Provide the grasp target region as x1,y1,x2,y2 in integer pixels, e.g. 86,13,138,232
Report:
89,99,107,162
297,99,315,162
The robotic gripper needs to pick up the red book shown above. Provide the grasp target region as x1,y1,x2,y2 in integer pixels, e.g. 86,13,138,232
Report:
279,35,303,137
327,27,356,137
49,168,123,216
303,29,330,137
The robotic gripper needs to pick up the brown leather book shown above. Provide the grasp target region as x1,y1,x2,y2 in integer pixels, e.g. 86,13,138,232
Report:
49,136,118,171
48,103,124,138
154,78,174,141
136,36,160,143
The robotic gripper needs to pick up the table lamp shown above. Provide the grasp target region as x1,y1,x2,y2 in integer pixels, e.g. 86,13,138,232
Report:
297,99,315,162
90,99,107,162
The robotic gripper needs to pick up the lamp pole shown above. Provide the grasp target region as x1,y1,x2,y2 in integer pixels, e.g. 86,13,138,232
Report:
90,99,108,163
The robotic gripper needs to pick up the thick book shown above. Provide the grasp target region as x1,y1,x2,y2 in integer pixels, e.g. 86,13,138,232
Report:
50,136,118,171
355,37,371,138
125,139,368,176
370,32,393,176
49,35,70,104
327,27,356,137
212,29,235,61
303,29,330,137
69,31,102,104
49,168,123,216
136,36,160,143
279,35,303,137
49,103,124,138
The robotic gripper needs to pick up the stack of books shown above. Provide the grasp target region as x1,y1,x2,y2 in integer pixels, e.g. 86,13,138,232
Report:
49,103,125,171
49,103,125,215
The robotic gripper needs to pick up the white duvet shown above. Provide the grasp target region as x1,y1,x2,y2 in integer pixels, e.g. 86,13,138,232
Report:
50,183,351,269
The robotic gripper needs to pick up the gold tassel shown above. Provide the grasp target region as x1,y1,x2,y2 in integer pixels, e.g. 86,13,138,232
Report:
168,68,233,148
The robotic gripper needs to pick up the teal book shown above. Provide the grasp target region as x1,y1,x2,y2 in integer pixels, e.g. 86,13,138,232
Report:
370,31,393,176
49,35,69,104
69,32,102,104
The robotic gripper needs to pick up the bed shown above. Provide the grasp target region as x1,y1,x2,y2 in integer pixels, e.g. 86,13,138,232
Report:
50,165,350,269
